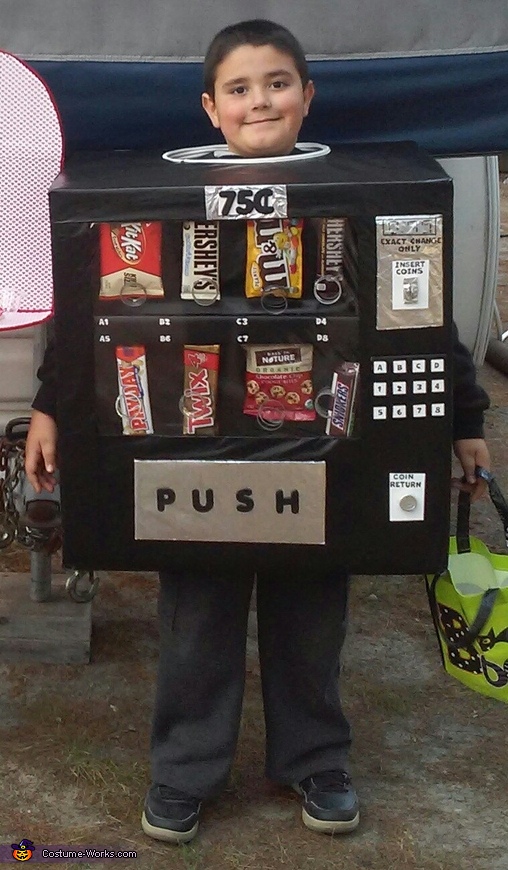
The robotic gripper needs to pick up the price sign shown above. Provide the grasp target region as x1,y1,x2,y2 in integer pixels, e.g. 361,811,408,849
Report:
205,184,288,220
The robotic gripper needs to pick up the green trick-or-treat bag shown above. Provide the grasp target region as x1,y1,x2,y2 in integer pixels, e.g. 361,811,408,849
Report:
426,476,508,702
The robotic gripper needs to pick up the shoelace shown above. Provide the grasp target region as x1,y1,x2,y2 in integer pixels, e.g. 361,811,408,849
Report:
157,785,197,803
306,770,351,791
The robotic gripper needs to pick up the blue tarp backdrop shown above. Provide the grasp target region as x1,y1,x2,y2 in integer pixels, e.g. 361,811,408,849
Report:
3,0,506,156
31,52,508,157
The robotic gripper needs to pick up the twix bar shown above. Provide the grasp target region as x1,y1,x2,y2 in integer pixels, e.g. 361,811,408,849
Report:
115,345,153,435
100,222,164,300
182,345,220,434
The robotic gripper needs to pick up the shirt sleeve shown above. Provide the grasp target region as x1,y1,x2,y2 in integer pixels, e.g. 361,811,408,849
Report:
32,337,57,420
452,321,490,441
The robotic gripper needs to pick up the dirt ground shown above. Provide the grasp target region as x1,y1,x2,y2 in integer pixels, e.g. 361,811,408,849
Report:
0,177,507,870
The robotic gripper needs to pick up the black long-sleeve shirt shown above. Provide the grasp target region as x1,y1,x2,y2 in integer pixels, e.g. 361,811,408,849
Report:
449,322,490,439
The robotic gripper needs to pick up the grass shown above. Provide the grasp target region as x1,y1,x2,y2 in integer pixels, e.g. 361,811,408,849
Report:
65,744,145,796
180,844,204,870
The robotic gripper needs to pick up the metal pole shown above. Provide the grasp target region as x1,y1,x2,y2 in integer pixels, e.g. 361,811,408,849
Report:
30,549,52,602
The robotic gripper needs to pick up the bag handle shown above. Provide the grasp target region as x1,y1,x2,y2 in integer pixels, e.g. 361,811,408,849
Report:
429,470,508,651
455,488,471,553
428,574,498,651
455,469,508,553
487,475,508,549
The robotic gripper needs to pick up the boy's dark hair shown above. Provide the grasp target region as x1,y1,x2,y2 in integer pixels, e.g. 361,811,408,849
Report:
203,19,309,95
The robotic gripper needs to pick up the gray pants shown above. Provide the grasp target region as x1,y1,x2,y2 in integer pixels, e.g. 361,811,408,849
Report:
150,569,351,799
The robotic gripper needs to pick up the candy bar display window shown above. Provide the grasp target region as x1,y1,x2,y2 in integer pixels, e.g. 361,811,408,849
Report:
94,214,360,440
49,142,454,576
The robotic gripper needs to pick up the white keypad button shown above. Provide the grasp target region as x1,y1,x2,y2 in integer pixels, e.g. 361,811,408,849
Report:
370,359,447,425
392,381,407,395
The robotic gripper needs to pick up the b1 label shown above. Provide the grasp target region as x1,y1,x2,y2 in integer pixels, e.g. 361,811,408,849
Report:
205,184,288,220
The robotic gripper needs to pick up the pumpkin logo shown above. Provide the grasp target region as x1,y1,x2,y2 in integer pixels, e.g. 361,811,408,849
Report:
11,839,34,861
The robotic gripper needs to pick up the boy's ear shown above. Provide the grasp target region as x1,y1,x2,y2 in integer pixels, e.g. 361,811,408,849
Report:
303,80,315,117
201,92,221,129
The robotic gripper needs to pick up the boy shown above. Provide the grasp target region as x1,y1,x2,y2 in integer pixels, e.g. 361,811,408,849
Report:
26,19,490,844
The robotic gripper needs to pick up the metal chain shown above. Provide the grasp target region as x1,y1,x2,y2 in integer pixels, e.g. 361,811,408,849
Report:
0,436,26,548
0,432,62,554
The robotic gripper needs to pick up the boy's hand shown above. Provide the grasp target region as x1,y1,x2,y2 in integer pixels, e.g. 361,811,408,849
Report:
25,410,58,493
452,438,491,502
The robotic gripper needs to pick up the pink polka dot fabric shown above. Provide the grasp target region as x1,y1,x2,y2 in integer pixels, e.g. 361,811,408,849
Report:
0,52,63,331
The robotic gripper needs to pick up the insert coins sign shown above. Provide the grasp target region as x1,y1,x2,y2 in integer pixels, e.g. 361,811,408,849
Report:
134,460,326,544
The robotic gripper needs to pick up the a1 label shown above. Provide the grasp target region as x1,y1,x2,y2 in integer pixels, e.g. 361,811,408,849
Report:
205,184,288,220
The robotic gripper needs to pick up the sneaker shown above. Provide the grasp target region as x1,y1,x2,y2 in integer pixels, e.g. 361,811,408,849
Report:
141,784,201,843
293,770,360,834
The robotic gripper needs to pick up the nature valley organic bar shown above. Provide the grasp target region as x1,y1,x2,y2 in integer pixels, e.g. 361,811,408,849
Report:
243,343,315,422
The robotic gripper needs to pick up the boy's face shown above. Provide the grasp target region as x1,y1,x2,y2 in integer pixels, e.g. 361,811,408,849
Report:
202,44,314,158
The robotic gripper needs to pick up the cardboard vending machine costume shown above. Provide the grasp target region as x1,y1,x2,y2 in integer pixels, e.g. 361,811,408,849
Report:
49,142,453,577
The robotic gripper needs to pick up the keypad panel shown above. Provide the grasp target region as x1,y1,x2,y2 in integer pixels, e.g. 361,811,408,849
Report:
371,355,449,421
